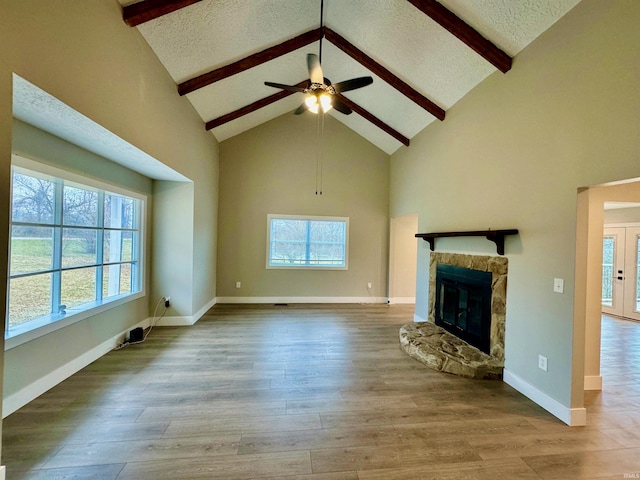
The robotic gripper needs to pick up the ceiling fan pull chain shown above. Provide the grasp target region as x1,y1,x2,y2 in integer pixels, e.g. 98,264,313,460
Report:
316,112,321,195
319,112,324,195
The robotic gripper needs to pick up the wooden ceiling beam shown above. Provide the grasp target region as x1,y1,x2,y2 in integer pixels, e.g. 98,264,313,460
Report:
323,28,445,121
405,0,512,73
337,95,410,147
179,28,322,96
205,81,308,130
123,0,203,27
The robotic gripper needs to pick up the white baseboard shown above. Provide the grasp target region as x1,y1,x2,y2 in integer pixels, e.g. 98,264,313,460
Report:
414,314,427,322
194,296,217,319
0,465,5,480
570,407,588,426
503,368,586,426
388,297,416,304
215,296,387,304
2,317,150,418
584,375,602,391
154,297,217,326
153,315,195,326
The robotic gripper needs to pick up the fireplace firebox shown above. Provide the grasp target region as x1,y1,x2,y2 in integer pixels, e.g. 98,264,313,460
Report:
434,264,492,354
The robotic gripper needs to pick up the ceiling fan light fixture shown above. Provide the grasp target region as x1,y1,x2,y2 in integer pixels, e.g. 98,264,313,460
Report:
305,92,333,114
264,1,370,117
319,93,333,112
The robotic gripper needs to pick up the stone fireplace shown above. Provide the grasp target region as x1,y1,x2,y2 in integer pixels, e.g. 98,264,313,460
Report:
399,252,507,379
434,263,493,355
429,252,507,362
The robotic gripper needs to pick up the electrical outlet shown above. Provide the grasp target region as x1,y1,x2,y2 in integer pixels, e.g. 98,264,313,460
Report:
164,296,170,308
236,281,241,289
538,354,548,372
367,282,372,289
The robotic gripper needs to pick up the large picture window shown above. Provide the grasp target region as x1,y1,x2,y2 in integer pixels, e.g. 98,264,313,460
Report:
267,214,348,269
7,160,144,340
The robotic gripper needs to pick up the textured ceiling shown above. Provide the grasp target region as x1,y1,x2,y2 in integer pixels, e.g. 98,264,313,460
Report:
120,0,581,154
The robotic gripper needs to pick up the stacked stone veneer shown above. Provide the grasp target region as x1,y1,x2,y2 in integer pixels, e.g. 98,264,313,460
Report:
428,252,508,361
399,322,503,380
399,253,508,380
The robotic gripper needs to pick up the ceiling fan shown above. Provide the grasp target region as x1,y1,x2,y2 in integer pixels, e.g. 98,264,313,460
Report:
264,0,373,115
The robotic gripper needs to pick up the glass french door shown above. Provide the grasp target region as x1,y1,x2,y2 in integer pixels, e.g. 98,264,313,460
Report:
602,227,640,320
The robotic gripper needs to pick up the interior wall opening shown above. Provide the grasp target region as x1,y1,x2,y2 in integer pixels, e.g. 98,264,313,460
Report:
388,213,418,305
575,179,640,421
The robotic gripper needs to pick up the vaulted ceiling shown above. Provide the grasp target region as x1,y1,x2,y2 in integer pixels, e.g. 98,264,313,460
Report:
118,0,581,154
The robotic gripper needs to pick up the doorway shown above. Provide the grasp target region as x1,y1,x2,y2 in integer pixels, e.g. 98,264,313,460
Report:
602,225,640,320
576,184,640,412
388,213,418,304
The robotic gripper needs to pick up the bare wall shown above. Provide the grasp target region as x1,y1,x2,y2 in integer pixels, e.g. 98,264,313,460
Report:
390,0,640,421
217,113,390,300
604,206,640,224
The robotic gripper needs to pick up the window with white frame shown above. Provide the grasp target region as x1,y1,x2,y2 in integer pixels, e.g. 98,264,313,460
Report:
267,214,349,269
7,160,144,339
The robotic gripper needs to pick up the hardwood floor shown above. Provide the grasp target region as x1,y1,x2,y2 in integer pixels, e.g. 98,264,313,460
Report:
2,305,639,479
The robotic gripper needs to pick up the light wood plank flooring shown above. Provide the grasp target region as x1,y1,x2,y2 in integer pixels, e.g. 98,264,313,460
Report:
2,305,640,479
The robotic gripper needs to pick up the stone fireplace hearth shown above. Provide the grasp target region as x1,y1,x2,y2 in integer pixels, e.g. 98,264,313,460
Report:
399,252,508,380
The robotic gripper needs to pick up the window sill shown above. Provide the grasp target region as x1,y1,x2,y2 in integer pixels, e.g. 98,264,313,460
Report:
266,265,348,270
4,291,145,350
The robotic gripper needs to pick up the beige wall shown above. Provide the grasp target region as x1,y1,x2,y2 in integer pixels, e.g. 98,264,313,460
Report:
604,206,640,224
217,113,389,300
0,0,219,425
390,0,640,419
152,180,195,315
389,214,418,302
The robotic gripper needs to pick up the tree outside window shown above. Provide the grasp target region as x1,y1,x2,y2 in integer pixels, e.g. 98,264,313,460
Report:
7,165,143,336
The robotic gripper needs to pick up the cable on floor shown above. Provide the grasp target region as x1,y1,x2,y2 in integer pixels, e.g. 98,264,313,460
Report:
114,296,168,350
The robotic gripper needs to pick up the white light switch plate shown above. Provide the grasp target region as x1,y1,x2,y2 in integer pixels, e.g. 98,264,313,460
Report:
553,278,564,293
538,354,548,371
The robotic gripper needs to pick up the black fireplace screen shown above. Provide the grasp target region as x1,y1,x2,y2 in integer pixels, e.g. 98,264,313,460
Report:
435,264,492,354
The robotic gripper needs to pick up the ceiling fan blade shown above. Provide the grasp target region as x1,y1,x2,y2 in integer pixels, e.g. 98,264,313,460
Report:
307,53,324,84
264,81,306,93
332,76,373,93
294,103,308,115
332,97,352,115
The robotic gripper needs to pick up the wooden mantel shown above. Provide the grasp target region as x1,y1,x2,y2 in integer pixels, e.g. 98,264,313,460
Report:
415,229,519,255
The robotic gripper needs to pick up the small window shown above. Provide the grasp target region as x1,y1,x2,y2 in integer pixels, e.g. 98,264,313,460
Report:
7,159,145,341
267,214,349,269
